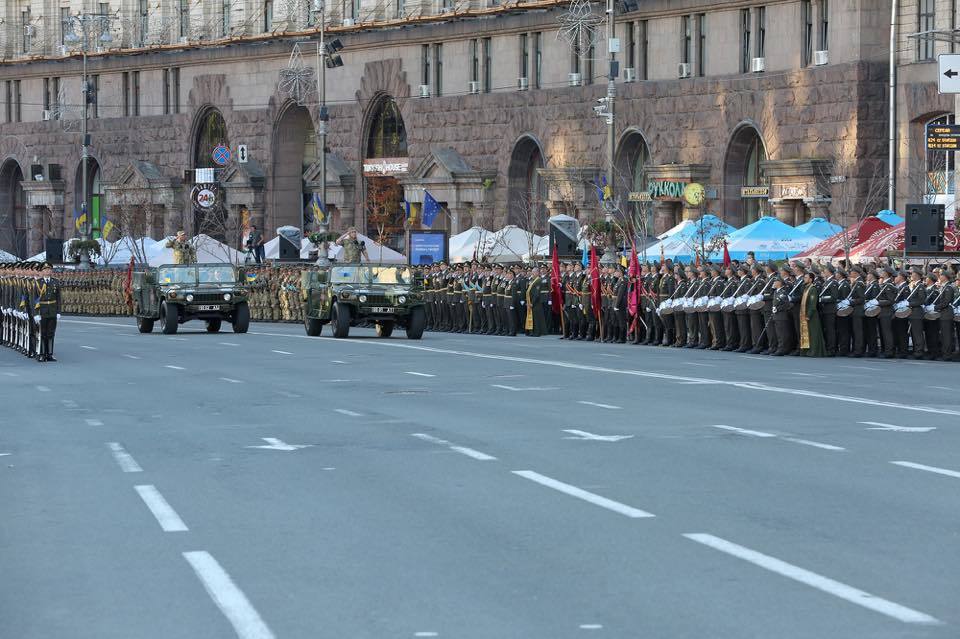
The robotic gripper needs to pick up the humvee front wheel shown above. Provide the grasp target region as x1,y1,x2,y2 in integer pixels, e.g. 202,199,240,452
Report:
206,318,222,333
406,307,425,340
332,302,351,338
305,315,323,337
375,321,394,338
161,302,178,334
232,302,250,334
137,316,154,334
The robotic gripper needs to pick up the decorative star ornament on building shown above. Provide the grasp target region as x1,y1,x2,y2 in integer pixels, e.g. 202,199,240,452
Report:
557,0,602,49
279,42,316,106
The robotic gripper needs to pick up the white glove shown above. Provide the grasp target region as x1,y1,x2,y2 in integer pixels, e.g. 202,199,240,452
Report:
509,306,514,310
614,307,620,311
579,304,583,309
56,314,61,319
520,301,526,306
33,315,40,323
547,301,552,306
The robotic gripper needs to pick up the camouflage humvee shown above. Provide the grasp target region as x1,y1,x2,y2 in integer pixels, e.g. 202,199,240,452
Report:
132,263,250,335
301,263,425,339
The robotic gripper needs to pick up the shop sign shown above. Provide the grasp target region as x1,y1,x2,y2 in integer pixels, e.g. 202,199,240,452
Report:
777,184,809,200
628,191,652,202
740,185,770,198
363,157,409,176
648,180,688,201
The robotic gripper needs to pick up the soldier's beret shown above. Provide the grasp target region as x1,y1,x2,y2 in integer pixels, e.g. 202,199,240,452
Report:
883,266,895,276
837,268,847,277
925,272,937,282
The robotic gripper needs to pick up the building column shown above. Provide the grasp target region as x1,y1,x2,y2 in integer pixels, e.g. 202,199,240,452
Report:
806,200,831,222
681,203,702,222
653,201,678,236
771,200,795,225
48,205,65,241
27,206,45,256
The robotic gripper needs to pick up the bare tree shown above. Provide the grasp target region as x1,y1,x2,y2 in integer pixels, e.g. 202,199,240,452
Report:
823,155,889,264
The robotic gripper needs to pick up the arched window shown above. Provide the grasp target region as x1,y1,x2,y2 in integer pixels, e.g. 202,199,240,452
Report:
194,109,229,169
925,114,955,202
366,98,407,158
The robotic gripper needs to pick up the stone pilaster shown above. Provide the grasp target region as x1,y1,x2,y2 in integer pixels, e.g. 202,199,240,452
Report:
771,201,797,225
27,206,45,256
653,201,678,236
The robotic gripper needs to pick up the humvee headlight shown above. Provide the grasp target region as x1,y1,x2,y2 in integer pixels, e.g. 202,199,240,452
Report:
224,293,232,301
359,295,368,303
185,294,194,302
398,296,407,304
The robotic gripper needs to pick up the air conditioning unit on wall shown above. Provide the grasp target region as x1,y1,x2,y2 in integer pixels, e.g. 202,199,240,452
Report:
677,62,691,79
624,67,637,82
518,76,529,90
750,57,765,73
468,80,479,94
814,50,829,66
419,84,430,98
568,72,582,87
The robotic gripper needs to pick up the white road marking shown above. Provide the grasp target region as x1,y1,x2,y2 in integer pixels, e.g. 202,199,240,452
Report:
563,429,634,442
490,374,525,379
219,342,240,346
61,399,77,407
684,533,941,625
405,371,436,377
512,470,654,518
317,378,360,383
1,371,18,377
491,384,559,391
85,418,103,426
576,401,622,410
35,385,50,392
708,424,777,438
0,453,10,457
860,421,936,433
890,461,960,479
277,390,301,399
164,365,185,370
411,433,497,461
840,365,881,371
686,362,716,367
597,353,621,358
414,633,439,638
220,377,243,384
740,356,769,361
246,437,313,451
334,408,363,417
330,360,346,364
107,442,143,473
789,372,825,377
271,349,293,355
80,345,97,350
932,385,953,391
170,337,188,341
579,624,603,630
134,485,188,532
122,354,141,360
678,380,721,385
782,437,846,451
183,551,276,639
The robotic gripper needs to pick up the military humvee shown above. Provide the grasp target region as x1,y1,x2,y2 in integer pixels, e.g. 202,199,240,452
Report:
132,263,250,335
301,263,425,339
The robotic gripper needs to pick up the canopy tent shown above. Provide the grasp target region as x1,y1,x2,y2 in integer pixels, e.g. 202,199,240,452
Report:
98,237,158,265
449,226,494,263
848,223,960,263
146,234,245,266
479,225,545,263
0,248,18,262
328,232,405,263
523,234,589,261
793,217,891,261
656,219,694,240
875,210,904,226
707,216,820,262
263,235,315,260
795,217,843,239
643,215,737,263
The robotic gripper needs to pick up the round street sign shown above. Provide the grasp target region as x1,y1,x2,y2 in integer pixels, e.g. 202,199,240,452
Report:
212,145,231,166
195,188,216,209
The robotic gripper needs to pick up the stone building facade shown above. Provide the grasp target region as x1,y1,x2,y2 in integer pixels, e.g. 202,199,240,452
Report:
0,0,896,258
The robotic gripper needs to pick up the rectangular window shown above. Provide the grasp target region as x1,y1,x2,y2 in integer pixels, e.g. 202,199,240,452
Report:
740,8,751,73
21,9,32,53
756,6,766,58
139,0,149,45
180,0,190,38
682,15,692,65
52,77,60,118
223,0,231,35
4,81,10,123
163,69,171,115
639,20,648,80
586,29,595,84
172,67,180,114
628,21,636,72
819,0,829,51
14,81,21,123
264,0,274,32
422,44,431,88
122,72,130,116
520,33,528,79
60,7,70,45
132,71,140,116
571,34,581,76
434,43,443,96
43,78,50,111
91,75,100,118
470,39,479,83
802,0,813,65
533,32,542,88
483,37,492,93
697,13,706,76
99,3,110,15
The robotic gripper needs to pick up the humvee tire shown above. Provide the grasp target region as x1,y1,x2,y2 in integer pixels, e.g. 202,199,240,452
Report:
206,318,222,333
305,315,323,337
332,302,351,338
232,302,250,334
161,301,178,334
405,306,425,340
137,316,154,333
375,321,394,338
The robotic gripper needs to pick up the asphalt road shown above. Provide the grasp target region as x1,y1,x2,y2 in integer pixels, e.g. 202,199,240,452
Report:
1,316,958,639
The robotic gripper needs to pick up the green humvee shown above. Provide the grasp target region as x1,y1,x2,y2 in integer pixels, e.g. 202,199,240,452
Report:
132,263,250,335
301,263,426,339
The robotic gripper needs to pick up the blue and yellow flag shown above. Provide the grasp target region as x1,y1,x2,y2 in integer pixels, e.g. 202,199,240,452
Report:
75,212,87,231
308,193,326,227
102,219,115,238
245,271,258,283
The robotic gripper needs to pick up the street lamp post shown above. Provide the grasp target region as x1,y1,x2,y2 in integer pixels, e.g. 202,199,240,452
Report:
63,13,114,270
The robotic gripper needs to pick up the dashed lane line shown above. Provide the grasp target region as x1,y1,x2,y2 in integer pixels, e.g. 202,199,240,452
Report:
134,485,188,532
334,408,363,417
122,354,141,360
85,418,103,426
577,401,622,410
708,424,777,438
35,385,51,392
405,371,436,377
164,365,185,371
80,345,97,350
890,461,960,479
411,433,497,461
271,350,293,355
183,551,276,639
219,377,243,384
512,470,655,519
709,425,844,451
107,442,143,473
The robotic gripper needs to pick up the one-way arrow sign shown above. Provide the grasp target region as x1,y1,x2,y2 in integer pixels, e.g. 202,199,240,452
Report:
938,54,960,93
245,437,314,451
563,429,634,442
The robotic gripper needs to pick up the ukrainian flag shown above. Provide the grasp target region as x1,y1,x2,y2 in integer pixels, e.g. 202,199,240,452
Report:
75,212,87,231
246,272,258,283
308,194,326,226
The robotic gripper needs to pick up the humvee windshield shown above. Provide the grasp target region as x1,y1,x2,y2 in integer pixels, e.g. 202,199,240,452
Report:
157,265,236,285
330,265,412,285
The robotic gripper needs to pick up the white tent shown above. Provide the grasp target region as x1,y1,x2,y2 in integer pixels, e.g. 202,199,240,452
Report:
147,234,245,266
449,227,494,263
263,235,315,259
484,226,544,263
656,219,694,240
328,232,405,263
0,248,19,262
98,237,158,265
523,234,589,260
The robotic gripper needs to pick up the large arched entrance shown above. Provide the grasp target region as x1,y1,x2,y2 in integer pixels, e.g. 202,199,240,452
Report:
74,157,104,238
615,129,651,236
0,160,25,257
363,96,408,251
272,104,316,231
723,124,767,226
507,135,546,232
192,108,230,237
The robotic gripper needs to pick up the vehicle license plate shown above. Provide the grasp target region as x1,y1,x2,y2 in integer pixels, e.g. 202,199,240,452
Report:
198,305,221,311
372,307,395,313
